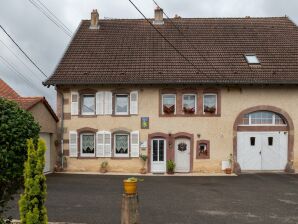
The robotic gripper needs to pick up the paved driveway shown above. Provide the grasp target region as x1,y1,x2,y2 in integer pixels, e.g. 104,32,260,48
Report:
6,173,298,224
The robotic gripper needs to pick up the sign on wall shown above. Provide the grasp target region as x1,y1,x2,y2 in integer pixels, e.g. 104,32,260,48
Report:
141,117,149,129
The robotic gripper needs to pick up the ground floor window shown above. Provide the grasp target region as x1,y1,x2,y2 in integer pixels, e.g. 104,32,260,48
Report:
81,133,95,157
114,134,129,157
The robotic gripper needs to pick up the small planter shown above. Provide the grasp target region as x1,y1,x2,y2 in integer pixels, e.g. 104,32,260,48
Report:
166,160,176,175
225,168,232,174
140,167,147,174
100,167,107,173
204,106,216,113
163,105,175,114
183,107,195,114
123,180,137,195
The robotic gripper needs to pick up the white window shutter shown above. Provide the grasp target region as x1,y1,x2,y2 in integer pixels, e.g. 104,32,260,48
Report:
96,131,105,157
71,92,79,115
104,91,113,115
130,91,138,115
96,92,104,115
130,130,140,157
69,131,78,157
104,132,112,157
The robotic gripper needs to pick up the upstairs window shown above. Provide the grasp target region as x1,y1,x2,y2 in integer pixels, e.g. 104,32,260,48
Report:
115,94,129,115
240,111,286,126
183,94,196,114
245,54,260,64
162,94,176,114
82,94,95,115
203,94,217,114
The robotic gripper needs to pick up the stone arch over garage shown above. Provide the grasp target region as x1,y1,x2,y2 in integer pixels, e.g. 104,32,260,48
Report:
233,105,294,174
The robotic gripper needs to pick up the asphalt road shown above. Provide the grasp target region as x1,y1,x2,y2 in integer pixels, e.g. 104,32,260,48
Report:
6,173,298,224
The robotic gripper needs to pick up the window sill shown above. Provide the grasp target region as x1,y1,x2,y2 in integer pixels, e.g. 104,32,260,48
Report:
111,157,132,160
78,115,97,118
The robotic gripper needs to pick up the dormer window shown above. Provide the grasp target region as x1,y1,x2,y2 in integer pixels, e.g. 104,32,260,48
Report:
244,54,260,64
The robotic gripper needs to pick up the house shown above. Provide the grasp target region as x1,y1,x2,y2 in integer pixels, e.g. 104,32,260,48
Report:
0,79,58,172
43,8,298,174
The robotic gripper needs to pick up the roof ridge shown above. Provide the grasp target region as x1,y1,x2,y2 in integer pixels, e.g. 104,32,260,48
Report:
82,16,290,21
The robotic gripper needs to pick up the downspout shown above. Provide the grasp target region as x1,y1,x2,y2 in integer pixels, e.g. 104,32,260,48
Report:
57,87,64,169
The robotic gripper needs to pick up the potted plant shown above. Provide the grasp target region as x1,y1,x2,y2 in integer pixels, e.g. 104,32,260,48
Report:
225,154,233,174
123,177,144,195
166,160,176,174
204,106,216,113
183,107,195,114
163,105,175,114
100,161,108,173
139,154,147,174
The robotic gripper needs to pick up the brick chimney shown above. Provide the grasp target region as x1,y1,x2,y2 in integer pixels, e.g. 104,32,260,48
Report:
90,9,99,29
153,6,164,25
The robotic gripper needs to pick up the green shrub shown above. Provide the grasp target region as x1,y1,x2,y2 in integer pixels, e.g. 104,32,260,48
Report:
166,160,176,173
0,98,40,221
19,139,48,224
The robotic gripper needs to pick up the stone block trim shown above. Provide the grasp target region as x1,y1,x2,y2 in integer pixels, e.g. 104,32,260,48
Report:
233,105,294,174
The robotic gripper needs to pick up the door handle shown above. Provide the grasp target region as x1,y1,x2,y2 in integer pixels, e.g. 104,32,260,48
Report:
259,151,261,155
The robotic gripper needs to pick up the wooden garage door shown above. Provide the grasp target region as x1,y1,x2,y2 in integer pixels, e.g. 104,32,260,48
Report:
237,132,288,171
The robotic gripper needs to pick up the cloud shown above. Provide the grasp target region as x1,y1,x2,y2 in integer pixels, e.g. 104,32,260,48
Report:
0,0,297,110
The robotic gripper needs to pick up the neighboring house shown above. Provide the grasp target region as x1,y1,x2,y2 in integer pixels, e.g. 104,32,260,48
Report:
0,79,58,172
43,8,298,174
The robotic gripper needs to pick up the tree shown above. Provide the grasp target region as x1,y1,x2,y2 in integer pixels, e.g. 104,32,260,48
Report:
19,139,48,224
0,98,40,221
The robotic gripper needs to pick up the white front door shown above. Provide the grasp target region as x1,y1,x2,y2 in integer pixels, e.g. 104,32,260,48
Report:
237,132,288,171
175,138,190,172
151,139,166,173
40,133,51,173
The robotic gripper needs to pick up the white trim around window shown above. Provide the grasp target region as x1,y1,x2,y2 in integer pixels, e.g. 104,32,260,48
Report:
81,94,96,115
182,94,197,113
203,93,217,114
114,133,130,157
115,94,129,115
80,133,96,157
162,94,176,115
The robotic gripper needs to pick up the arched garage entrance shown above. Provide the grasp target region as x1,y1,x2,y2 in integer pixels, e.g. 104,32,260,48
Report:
233,106,294,173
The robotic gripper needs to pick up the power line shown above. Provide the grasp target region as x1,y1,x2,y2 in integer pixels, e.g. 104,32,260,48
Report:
0,38,43,82
128,0,204,74
152,0,225,79
35,0,73,34
0,56,48,94
27,0,72,37
0,25,48,78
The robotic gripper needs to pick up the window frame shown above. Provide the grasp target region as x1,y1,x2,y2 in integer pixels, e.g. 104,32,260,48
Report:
115,94,129,115
239,111,287,126
244,54,260,64
162,94,176,115
80,133,96,157
114,133,130,157
203,93,217,114
182,94,197,114
81,94,96,116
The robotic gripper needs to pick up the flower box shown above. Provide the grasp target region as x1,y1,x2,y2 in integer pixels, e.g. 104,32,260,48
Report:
183,107,195,114
204,106,216,113
163,105,175,114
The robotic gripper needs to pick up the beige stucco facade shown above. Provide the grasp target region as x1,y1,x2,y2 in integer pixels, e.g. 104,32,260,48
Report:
29,102,58,172
58,85,298,173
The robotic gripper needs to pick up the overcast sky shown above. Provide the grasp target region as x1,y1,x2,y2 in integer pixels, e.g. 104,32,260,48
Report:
0,0,297,110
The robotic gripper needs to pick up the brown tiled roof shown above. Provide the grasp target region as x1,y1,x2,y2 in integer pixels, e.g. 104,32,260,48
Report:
0,79,58,121
44,17,298,85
